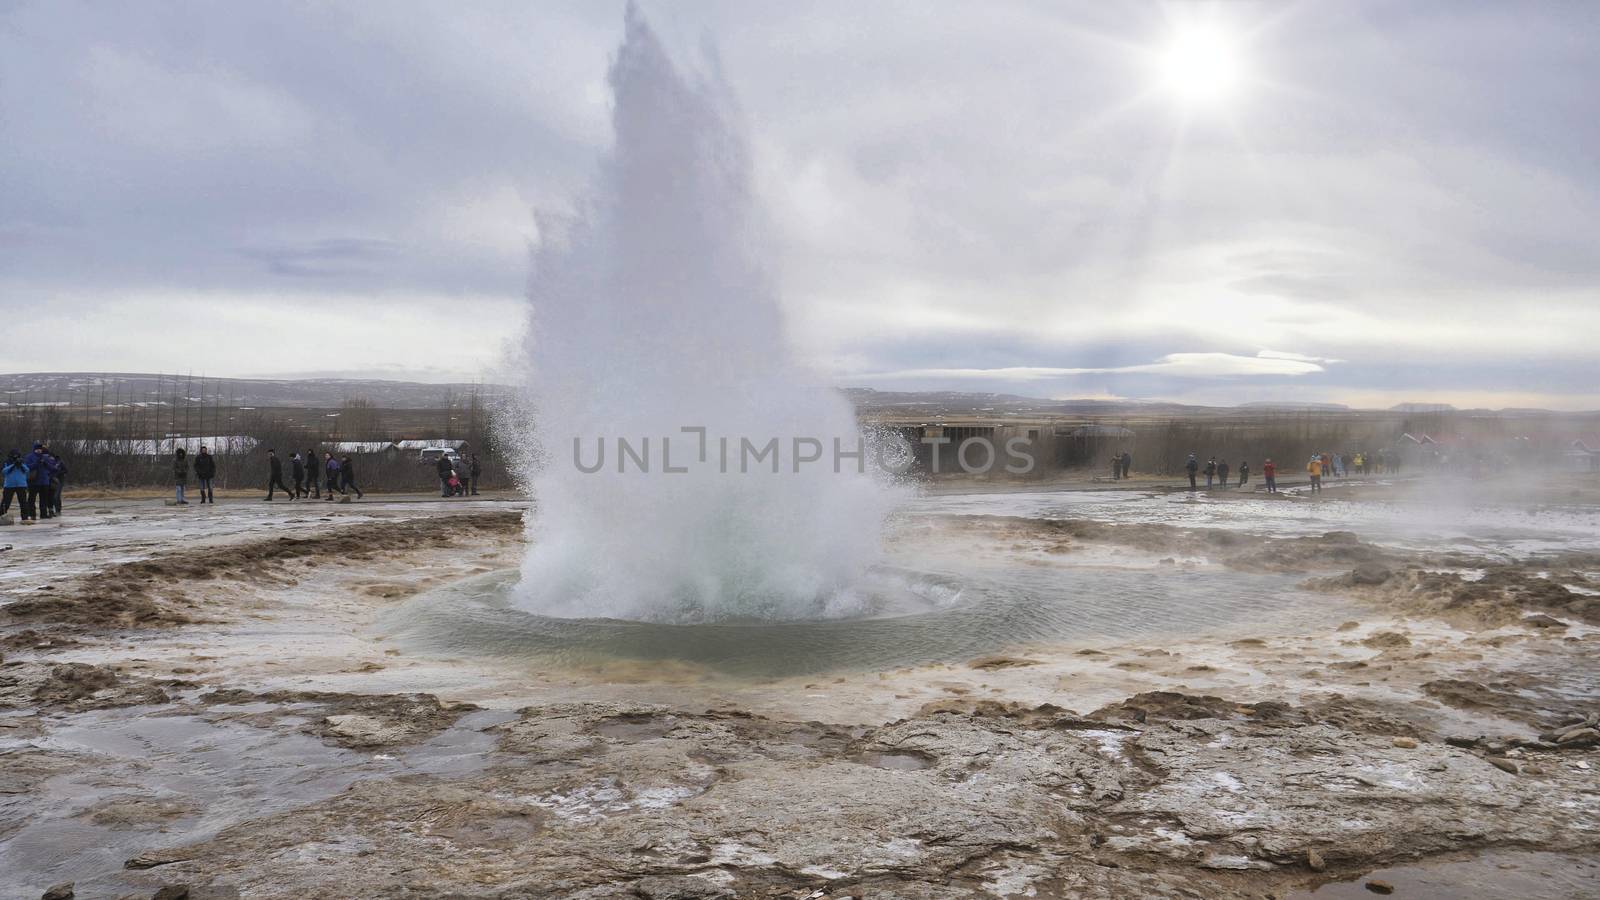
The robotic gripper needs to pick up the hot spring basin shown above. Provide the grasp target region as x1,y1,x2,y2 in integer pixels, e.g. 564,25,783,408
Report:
373,563,1356,679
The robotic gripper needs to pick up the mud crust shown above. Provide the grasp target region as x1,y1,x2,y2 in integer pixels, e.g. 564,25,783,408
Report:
0,511,522,632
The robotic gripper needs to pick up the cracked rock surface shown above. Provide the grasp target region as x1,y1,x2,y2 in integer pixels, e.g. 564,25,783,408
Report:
3,497,1599,898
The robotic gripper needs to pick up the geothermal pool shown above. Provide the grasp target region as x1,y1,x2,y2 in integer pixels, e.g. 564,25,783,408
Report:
376,484,1600,678
375,492,1360,677
376,565,1350,678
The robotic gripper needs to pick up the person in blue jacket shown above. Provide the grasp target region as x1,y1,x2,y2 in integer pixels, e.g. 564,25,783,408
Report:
23,443,53,520
2,449,32,521
323,452,343,498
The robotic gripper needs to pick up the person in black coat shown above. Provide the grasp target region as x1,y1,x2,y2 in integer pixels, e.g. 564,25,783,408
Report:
306,447,322,499
173,448,190,505
469,453,482,495
291,452,307,498
435,453,453,497
265,449,293,501
24,443,53,520
193,445,217,504
339,455,364,499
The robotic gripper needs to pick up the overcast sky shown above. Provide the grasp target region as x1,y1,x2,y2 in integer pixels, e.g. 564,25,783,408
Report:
3,1,1597,409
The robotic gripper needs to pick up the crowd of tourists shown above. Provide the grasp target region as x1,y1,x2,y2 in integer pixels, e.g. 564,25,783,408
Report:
2,443,67,523
434,451,482,498
5,442,490,518
258,448,368,503
1176,449,1398,494
1108,450,1133,480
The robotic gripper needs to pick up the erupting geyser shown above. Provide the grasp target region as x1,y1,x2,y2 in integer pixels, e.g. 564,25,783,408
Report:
507,8,901,623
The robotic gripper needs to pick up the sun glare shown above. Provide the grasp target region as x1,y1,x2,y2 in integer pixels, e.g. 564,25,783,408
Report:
1156,24,1243,107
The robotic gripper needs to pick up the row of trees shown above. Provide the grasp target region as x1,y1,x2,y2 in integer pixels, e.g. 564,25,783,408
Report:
1,377,509,492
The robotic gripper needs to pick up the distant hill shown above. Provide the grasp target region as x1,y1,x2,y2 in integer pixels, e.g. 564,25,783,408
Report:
1389,403,1456,412
842,388,1204,419
1239,401,1351,411
4,376,1210,416
0,372,505,408
2,374,1585,418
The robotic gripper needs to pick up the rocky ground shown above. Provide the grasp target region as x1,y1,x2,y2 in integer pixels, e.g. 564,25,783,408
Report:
1,488,1597,899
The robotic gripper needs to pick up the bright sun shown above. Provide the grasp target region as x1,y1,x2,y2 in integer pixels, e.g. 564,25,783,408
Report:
1156,24,1243,107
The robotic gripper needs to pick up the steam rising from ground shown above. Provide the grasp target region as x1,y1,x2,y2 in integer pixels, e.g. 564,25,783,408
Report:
505,9,899,623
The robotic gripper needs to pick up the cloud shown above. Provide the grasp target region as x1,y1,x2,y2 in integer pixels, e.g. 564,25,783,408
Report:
870,351,1328,382
1257,349,1345,365
78,46,315,152
0,1,1596,410
237,238,402,278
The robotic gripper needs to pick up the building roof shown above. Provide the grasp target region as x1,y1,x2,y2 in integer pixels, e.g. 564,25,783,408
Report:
328,441,397,454
65,436,259,455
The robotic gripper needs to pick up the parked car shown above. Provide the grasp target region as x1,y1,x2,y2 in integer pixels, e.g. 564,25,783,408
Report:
417,447,462,466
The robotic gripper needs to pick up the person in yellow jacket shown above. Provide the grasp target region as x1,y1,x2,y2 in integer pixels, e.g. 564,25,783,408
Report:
1307,454,1324,493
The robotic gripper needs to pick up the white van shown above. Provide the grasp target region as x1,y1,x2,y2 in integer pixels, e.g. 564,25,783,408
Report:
418,447,461,466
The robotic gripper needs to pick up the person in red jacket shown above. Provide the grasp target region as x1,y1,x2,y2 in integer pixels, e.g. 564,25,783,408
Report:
1263,458,1277,494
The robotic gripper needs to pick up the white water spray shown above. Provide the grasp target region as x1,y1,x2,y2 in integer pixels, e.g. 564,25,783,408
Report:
507,8,901,623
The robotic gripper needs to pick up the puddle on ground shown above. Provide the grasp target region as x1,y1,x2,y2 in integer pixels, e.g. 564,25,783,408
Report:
0,704,516,896
403,708,518,776
1288,850,1600,899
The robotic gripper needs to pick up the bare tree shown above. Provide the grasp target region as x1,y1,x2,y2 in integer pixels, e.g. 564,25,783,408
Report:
340,396,381,441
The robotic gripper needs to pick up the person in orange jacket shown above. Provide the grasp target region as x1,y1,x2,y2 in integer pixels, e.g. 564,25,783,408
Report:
1307,454,1324,493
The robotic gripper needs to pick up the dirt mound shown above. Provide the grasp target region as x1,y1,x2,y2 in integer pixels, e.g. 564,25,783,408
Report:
1422,678,1547,726
3,585,191,629
1308,564,1600,628
914,698,1078,724
1091,690,1257,724
0,661,171,710
0,628,80,651
1085,690,1434,740
1445,569,1599,624
966,655,1042,670
1349,563,1396,585
1300,694,1428,739
1361,631,1412,650
1,511,523,634
1226,537,1397,574
201,687,477,748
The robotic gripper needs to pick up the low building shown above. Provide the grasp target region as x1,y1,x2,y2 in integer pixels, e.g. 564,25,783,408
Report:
328,441,399,455
396,439,467,452
65,435,259,456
